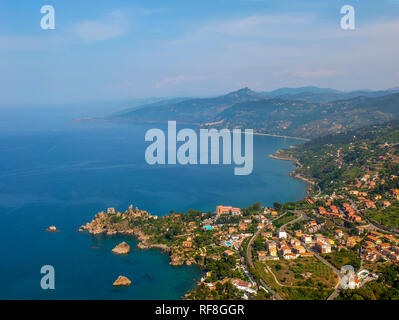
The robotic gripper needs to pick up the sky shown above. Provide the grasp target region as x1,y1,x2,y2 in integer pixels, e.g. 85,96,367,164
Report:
0,0,399,105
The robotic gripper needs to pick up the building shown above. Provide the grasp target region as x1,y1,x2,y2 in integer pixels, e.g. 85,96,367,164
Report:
318,207,327,214
330,205,339,214
365,201,376,209
295,230,302,237
107,208,116,214
315,241,331,254
224,250,235,257
367,235,381,245
182,241,192,248
300,252,314,257
383,201,392,208
280,246,291,255
335,230,344,238
301,234,312,244
306,198,314,205
278,231,287,239
294,245,306,254
283,253,298,260
257,251,268,261
291,238,301,247
216,205,241,216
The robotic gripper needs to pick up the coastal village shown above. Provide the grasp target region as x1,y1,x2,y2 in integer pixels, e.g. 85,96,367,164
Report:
80,122,399,300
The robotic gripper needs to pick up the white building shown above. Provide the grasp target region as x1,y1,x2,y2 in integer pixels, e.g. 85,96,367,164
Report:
279,231,287,239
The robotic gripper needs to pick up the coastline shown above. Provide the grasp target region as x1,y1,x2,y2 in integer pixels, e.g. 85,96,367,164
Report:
79,141,315,299
269,151,317,194
74,117,310,141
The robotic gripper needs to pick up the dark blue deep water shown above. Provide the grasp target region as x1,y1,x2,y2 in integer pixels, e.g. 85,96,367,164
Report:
0,106,307,299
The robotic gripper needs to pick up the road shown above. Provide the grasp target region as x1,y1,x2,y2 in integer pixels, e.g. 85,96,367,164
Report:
245,210,304,300
246,210,344,300
346,196,399,235
245,226,283,300
280,211,343,300
245,213,287,300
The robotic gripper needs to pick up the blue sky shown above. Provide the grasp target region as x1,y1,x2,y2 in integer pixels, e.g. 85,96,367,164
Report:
1,0,399,105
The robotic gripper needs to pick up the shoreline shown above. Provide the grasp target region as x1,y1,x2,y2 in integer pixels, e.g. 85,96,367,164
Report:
80,141,315,299
74,117,310,141
269,151,317,193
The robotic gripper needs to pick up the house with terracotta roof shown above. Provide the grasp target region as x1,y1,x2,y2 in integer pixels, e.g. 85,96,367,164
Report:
315,241,331,253
306,198,314,205
294,245,306,254
330,205,339,214
280,246,291,255
335,230,344,238
370,231,383,237
301,234,312,244
383,201,392,208
257,251,268,261
182,241,192,248
300,252,314,257
318,207,327,214
283,253,298,260
224,250,235,256
216,205,241,216
365,201,376,209
367,235,381,244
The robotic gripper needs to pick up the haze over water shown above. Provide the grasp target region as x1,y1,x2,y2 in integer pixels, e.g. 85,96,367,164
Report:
0,106,307,299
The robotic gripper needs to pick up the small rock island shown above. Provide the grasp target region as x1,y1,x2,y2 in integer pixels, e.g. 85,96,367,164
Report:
113,275,132,287
112,241,130,255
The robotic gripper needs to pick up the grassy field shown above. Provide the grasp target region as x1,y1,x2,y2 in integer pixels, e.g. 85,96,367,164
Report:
267,257,337,289
323,249,361,270
272,212,298,229
280,286,333,300
368,201,399,230
253,256,337,300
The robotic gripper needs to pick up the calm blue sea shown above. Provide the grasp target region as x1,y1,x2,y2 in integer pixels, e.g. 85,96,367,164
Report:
0,106,307,299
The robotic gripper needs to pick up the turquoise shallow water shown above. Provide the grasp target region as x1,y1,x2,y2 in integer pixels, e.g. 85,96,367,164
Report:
0,107,307,299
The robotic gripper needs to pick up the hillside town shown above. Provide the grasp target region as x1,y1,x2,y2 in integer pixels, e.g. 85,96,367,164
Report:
81,121,399,300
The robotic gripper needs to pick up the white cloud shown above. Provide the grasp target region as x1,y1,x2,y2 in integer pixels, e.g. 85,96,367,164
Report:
72,10,130,43
202,13,316,37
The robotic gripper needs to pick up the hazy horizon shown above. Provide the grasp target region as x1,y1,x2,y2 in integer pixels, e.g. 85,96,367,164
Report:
1,0,399,105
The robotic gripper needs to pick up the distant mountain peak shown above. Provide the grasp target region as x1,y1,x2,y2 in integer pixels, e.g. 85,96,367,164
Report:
225,87,258,97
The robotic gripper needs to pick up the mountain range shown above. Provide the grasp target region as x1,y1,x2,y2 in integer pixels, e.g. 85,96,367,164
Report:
108,86,399,139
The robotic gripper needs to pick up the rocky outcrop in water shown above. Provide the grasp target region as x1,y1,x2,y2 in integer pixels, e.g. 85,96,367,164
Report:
112,242,130,254
113,275,132,286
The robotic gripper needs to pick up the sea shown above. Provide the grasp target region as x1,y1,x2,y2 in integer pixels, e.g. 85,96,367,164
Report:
0,105,307,299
